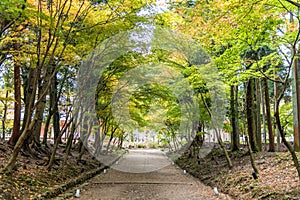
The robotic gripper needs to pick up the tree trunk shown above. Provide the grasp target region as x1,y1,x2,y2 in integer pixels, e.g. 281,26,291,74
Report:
274,103,300,180
21,67,37,134
77,132,90,164
63,123,77,165
106,127,117,154
51,72,60,142
1,90,9,140
4,98,38,172
260,80,267,151
245,135,259,174
200,92,233,169
4,55,41,171
118,134,124,149
8,64,21,146
22,66,41,150
292,57,300,152
246,78,258,152
255,79,262,151
42,108,53,145
264,78,275,152
47,116,73,171
64,107,82,164
230,85,239,151
234,85,241,144
274,76,281,151
28,63,55,148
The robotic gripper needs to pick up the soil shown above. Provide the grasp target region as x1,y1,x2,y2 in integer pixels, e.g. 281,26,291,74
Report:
0,141,103,199
175,147,300,200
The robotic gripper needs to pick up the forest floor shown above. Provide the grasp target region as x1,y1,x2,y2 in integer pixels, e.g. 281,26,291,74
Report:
0,141,118,200
175,146,300,200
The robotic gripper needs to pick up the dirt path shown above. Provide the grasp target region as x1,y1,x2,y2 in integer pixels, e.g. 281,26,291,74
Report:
69,149,232,200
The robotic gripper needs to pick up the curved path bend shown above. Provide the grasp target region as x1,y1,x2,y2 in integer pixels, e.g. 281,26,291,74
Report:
70,149,232,200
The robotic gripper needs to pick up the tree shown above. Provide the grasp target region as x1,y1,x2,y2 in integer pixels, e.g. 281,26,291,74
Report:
8,61,21,146
230,85,240,151
0,67,13,140
1,0,27,145
264,76,275,151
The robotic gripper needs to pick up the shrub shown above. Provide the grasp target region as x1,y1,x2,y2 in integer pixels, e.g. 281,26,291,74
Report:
148,142,159,149
137,143,146,148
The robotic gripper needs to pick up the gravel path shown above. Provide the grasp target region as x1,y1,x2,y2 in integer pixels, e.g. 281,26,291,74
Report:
69,149,232,200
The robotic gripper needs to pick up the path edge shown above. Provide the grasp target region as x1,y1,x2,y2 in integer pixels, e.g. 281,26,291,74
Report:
34,153,125,200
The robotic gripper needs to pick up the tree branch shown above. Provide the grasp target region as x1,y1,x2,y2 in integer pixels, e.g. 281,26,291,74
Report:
285,0,300,7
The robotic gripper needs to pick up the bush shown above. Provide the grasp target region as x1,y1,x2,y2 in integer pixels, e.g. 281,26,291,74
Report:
158,143,168,149
148,142,159,149
128,145,135,149
137,143,146,148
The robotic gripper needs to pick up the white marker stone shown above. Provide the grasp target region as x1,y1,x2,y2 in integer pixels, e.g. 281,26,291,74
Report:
213,187,219,196
75,189,80,198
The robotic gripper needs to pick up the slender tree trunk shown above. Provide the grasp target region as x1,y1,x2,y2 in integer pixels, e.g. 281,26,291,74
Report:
1,90,9,140
246,78,258,152
8,65,21,146
106,126,117,154
47,116,73,171
96,116,109,153
77,141,86,163
51,72,60,142
292,57,300,152
118,133,124,149
64,106,82,164
260,80,267,151
245,135,259,174
77,131,90,163
274,76,281,151
230,85,239,151
274,102,300,180
63,121,78,164
264,78,275,151
200,92,233,169
31,84,47,145
42,108,53,145
255,79,262,151
46,132,62,171
234,85,240,144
